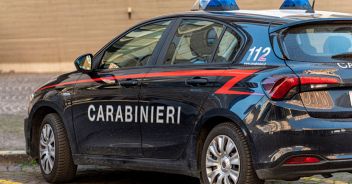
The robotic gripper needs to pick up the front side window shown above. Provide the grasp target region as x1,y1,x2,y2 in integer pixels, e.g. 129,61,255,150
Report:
163,19,224,65
100,20,171,69
280,23,352,62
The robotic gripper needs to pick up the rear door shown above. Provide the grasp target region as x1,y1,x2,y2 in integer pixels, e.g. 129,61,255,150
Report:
139,18,244,159
276,22,352,118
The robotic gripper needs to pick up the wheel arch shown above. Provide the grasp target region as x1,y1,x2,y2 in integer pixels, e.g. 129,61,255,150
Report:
192,109,257,172
28,102,77,159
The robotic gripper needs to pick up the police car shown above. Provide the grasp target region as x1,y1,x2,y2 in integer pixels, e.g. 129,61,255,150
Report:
24,0,352,183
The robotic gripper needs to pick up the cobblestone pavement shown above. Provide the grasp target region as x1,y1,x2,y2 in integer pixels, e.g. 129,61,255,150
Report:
0,73,58,116
1,164,352,184
0,73,58,150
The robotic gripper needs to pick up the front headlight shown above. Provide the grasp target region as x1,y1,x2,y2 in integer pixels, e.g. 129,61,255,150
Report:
29,93,34,102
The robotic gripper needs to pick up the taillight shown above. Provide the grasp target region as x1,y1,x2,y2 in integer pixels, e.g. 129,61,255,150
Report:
284,156,321,165
262,75,340,100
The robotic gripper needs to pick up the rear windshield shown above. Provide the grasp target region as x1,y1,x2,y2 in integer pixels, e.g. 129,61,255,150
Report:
280,23,352,62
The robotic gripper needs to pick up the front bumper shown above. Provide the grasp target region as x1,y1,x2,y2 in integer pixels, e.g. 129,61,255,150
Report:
257,158,352,180
24,118,31,156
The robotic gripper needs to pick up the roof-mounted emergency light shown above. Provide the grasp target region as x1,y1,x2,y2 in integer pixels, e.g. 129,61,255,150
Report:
193,0,239,11
280,0,315,13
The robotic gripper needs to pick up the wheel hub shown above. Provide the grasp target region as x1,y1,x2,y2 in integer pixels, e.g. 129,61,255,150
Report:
39,124,55,175
205,135,240,184
221,156,231,171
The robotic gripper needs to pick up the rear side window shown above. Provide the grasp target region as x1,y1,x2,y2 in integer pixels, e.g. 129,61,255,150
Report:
214,28,241,63
280,24,352,62
163,19,224,65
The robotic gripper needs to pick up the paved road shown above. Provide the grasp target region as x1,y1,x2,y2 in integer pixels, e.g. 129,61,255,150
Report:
0,169,200,184
0,162,352,184
1,168,352,184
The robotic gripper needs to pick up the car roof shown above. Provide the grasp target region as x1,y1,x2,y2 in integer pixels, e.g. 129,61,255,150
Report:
156,9,352,26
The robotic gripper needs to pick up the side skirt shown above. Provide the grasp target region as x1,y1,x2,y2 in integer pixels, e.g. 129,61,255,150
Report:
72,154,200,178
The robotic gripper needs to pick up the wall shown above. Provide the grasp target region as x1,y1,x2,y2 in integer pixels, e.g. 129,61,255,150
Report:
0,0,350,73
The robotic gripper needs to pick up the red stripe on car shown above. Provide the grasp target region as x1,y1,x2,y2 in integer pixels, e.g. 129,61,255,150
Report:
37,69,260,95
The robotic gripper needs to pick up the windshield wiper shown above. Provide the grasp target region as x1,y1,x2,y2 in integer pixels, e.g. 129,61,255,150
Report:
331,52,352,60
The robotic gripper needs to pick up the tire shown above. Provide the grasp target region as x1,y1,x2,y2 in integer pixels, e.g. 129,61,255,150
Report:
38,113,77,183
200,122,264,184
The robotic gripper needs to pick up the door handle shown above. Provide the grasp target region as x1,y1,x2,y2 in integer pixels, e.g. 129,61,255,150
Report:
185,77,209,86
119,79,139,87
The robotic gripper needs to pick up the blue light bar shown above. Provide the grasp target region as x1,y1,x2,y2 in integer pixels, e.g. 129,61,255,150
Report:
280,0,314,12
199,0,239,11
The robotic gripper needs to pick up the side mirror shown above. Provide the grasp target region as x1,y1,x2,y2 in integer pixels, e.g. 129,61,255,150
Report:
74,54,94,73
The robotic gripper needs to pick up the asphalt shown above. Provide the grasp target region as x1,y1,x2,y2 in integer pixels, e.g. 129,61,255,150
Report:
1,162,352,184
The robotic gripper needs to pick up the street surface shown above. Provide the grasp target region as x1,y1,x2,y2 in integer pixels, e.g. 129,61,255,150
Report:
1,73,352,183
0,162,352,184
1,164,352,184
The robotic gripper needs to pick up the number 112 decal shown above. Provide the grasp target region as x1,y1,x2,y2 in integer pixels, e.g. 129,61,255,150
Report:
247,47,271,62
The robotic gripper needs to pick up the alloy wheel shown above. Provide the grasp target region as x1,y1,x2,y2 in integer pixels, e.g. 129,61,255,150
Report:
206,135,240,184
39,124,56,174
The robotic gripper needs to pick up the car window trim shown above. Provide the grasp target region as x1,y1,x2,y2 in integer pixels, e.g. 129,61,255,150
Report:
154,18,182,66
92,18,176,72
154,17,248,67
148,18,182,66
155,17,225,66
222,27,248,64
209,26,227,63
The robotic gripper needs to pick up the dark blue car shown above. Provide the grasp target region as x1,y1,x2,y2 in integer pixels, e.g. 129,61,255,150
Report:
24,0,352,183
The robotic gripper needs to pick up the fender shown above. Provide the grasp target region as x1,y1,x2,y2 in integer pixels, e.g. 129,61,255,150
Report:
186,108,258,172
28,100,78,157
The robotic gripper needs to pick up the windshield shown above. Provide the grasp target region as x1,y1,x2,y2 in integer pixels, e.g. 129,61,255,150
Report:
280,23,352,62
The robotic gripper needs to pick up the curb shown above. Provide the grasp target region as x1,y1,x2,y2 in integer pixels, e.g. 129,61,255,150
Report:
0,151,38,172
0,151,26,155
0,151,31,164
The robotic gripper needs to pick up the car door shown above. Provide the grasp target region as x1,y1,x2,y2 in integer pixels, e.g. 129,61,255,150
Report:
72,20,173,157
140,18,243,159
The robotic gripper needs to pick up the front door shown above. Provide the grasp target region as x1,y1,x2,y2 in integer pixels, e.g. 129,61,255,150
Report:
72,20,172,157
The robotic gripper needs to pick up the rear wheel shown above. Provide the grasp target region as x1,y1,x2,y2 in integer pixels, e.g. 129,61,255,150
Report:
200,122,264,184
38,113,77,183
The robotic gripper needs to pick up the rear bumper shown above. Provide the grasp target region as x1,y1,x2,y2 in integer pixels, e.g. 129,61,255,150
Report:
250,98,352,180
257,158,352,180
252,125,352,180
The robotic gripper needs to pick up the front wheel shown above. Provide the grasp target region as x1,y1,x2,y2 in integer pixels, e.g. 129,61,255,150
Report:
200,122,264,184
39,113,77,183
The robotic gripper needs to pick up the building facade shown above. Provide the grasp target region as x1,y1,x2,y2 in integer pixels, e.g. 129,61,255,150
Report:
0,0,351,73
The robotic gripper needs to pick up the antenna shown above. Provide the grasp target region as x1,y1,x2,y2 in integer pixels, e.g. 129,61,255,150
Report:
191,0,200,11
310,0,316,13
